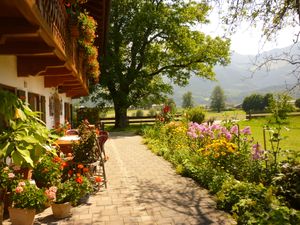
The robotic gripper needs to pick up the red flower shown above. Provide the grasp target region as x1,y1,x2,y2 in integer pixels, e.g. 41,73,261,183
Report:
61,161,68,168
95,176,102,183
163,105,170,114
83,167,89,173
75,176,83,184
68,170,73,176
77,164,84,169
53,156,61,163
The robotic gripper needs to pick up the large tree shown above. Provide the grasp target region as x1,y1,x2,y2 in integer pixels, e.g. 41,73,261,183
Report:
93,0,230,128
210,85,226,112
182,91,194,109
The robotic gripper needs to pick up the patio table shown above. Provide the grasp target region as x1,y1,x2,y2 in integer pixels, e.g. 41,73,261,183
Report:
55,135,80,154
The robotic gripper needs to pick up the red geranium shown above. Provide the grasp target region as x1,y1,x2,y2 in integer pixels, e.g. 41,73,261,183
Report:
95,176,102,183
75,176,83,184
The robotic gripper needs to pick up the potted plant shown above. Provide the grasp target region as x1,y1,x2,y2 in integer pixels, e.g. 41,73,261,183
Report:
72,121,99,164
46,175,92,218
9,180,47,225
0,90,56,177
32,154,63,188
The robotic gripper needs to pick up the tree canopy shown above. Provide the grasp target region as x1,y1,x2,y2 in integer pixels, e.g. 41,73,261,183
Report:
92,0,230,128
182,91,194,109
210,85,226,112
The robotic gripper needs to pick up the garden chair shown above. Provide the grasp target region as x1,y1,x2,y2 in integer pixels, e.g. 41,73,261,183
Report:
94,133,108,188
98,131,109,161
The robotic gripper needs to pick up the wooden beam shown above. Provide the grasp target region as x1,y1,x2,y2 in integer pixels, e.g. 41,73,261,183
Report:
44,75,74,88
39,67,72,76
0,41,54,55
17,56,65,76
0,18,39,35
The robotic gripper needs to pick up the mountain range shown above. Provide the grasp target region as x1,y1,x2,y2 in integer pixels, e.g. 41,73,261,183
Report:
172,45,300,106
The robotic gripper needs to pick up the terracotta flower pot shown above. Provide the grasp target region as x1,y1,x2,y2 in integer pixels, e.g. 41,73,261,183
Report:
51,202,72,218
8,207,36,225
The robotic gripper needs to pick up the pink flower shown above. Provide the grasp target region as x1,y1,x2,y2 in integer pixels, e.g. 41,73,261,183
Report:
18,181,26,187
15,186,23,193
230,125,239,135
241,126,251,135
45,189,56,200
8,173,15,179
49,186,57,193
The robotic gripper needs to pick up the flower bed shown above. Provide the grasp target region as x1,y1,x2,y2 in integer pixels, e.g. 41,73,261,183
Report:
142,119,300,224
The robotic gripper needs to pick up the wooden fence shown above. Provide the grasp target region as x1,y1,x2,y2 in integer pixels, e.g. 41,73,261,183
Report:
245,112,300,120
99,114,182,129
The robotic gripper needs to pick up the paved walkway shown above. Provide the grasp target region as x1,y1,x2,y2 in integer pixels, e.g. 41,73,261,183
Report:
4,132,235,225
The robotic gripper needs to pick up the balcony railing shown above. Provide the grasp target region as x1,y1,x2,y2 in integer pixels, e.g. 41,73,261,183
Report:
37,0,67,54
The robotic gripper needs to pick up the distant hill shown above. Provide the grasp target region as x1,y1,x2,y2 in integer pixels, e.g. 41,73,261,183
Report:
172,45,300,106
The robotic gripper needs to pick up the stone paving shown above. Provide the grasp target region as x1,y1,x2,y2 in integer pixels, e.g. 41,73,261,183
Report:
3,132,236,225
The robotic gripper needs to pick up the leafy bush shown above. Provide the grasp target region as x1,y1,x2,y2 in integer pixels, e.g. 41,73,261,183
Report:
148,108,157,116
273,162,300,209
186,107,205,124
33,154,63,188
135,109,144,117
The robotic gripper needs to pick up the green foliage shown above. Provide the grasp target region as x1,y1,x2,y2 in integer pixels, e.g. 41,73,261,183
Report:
267,93,294,123
76,107,101,125
11,180,47,210
32,154,63,188
94,0,230,128
242,94,265,115
210,85,226,112
142,119,300,224
295,98,300,109
73,121,98,163
186,106,205,124
54,176,92,206
182,91,194,109
0,90,55,168
148,108,157,116
135,109,144,117
273,161,300,209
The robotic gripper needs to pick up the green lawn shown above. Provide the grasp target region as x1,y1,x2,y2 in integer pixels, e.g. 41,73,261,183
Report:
238,116,300,153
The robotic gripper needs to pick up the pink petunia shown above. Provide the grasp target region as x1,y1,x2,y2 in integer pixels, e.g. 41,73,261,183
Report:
15,186,23,193
18,181,26,187
230,125,239,135
8,173,15,179
241,126,251,135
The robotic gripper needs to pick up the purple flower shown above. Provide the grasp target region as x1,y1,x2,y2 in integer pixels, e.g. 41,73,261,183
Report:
230,125,239,135
241,126,251,135
252,143,264,160
225,132,232,140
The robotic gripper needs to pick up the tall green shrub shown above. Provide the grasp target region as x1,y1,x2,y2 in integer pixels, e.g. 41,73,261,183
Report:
186,107,205,124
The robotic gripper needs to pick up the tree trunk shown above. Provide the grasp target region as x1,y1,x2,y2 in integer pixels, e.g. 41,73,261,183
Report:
114,106,129,128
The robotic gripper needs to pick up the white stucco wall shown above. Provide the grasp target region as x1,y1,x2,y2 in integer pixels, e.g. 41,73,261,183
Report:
0,55,72,129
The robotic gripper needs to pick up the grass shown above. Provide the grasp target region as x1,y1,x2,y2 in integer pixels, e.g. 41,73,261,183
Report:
238,116,300,153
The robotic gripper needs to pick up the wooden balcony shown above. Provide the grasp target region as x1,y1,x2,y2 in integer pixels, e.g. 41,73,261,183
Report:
0,0,110,98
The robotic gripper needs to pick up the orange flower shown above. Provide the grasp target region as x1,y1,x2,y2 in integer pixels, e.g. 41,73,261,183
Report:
75,176,83,184
53,156,61,163
95,176,102,183
76,173,81,177
61,161,68,168
83,167,89,173
77,164,84,169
